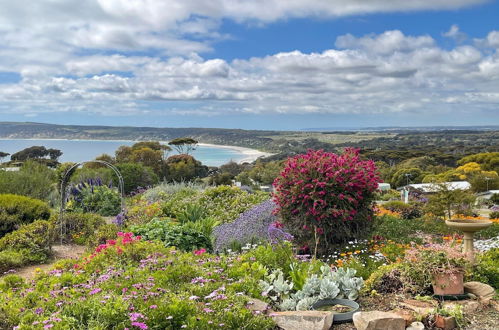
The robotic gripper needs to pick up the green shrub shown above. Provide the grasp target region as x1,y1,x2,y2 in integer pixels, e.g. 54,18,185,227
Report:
0,249,26,272
51,212,105,244
116,163,159,194
383,201,411,212
0,220,53,271
469,248,499,290
0,161,57,201
131,219,212,252
475,223,499,239
372,215,451,244
0,274,25,290
490,211,499,219
0,194,51,237
88,223,120,247
362,262,431,295
68,183,121,216
160,185,269,224
0,220,53,252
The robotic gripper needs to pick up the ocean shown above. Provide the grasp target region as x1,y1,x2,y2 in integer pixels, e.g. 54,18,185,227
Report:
0,139,250,167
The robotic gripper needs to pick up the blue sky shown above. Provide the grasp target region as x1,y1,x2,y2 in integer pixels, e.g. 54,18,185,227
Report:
0,0,498,130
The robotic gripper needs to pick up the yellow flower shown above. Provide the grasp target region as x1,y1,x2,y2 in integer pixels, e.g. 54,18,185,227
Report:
340,253,347,257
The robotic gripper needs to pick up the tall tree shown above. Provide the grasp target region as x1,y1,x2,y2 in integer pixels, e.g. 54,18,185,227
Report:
168,137,198,155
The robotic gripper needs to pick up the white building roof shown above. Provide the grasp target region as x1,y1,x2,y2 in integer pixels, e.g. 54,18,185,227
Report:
397,181,471,193
476,190,499,196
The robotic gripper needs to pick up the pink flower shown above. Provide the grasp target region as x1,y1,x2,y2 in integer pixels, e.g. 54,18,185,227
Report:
194,248,206,255
131,322,148,329
89,288,102,295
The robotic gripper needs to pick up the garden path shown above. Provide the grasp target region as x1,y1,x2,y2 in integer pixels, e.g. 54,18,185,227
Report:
11,244,87,280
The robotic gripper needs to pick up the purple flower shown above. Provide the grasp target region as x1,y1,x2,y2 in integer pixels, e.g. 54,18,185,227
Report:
213,200,280,252
113,212,128,226
268,222,293,245
131,322,148,329
129,312,145,322
89,288,102,295
35,307,44,315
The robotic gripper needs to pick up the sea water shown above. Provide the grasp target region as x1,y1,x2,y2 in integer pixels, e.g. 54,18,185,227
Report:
0,139,247,167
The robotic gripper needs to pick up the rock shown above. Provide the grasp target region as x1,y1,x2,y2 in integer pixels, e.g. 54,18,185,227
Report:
406,321,425,330
467,293,477,300
270,311,333,330
442,300,480,315
463,282,495,302
391,309,416,326
246,298,271,315
434,315,456,330
399,299,437,316
352,311,405,330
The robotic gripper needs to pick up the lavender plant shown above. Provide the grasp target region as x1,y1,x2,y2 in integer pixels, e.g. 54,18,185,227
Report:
213,200,291,252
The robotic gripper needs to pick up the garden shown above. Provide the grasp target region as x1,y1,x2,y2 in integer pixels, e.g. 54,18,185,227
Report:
0,148,497,329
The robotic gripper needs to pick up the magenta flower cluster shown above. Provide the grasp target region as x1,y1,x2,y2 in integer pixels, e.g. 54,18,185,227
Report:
273,148,380,251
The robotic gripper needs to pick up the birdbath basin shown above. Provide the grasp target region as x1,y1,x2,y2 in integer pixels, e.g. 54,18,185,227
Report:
445,219,492,263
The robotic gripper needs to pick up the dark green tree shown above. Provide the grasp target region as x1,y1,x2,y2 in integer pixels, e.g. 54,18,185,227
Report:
168,137,198,155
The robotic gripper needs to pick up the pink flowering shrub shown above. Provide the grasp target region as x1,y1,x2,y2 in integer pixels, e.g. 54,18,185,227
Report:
273,148,380,254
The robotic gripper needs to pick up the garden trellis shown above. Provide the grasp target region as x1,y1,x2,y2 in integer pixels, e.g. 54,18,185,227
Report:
59,160,125,244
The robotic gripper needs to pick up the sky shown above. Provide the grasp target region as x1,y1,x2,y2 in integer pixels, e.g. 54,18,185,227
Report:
0,0,498,130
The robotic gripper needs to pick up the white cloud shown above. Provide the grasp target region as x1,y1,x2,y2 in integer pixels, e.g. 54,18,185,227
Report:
443,24,467,43
0,1,496,120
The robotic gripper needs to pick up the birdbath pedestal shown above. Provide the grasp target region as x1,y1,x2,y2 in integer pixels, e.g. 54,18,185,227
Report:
445,219,492,263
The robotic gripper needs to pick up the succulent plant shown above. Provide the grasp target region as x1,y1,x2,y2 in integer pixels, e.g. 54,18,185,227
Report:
259,265,364,311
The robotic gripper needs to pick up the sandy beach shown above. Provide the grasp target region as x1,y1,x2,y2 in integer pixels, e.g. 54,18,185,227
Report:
198,143,273,164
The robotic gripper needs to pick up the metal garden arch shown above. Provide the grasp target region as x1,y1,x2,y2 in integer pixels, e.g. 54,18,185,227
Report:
59,160,125,243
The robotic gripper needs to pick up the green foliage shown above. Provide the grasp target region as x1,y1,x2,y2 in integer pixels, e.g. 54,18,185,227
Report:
390,168,425,188
69,166,115,185
372,215,451,244
0,274,25,290
159,185,269,224
69,185,121,216
245,160,284,185
115,162,159,194
0,161,57,201
131,219,213,252
88,223,120,247
424,184,476,219
0,220,54,271
260,267,364,311
142,181,204,203
51,212,105,245
458,152,499,173
468,248,499,290
168,137,198,154
363,262,431,295
491,193,499,204
242,243,296,276
0,239,276,329
383,201,423,220
0,194,51,237
164,154,208,182
489,211,499,220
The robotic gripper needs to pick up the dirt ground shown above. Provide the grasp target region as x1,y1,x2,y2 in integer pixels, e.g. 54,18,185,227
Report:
8,244,87,280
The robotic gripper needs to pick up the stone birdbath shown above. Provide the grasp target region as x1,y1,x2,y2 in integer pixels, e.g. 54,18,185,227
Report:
445,219,492,263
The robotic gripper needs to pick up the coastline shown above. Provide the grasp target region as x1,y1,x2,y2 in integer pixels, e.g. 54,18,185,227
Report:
0,138,273,164
197,143,273,164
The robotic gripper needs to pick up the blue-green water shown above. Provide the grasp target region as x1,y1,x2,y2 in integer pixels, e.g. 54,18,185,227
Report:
0,139,247,167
